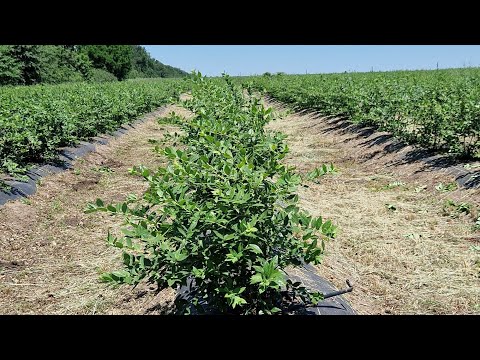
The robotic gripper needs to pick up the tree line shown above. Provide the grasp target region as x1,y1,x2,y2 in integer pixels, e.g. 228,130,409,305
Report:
0,45,187,86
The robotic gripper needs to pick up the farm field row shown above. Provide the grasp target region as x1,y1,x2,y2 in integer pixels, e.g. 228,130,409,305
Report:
240,68,480,159
86,73,337,314
0,79,185,176
261,96,480,314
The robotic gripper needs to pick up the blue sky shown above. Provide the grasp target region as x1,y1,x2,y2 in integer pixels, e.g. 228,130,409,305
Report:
143,45,480,76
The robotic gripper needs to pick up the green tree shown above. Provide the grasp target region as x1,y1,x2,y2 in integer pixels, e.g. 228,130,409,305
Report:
11,45,41,85
0,45,22,85
80,45,132,80
38,46,92,84
128,45,187,79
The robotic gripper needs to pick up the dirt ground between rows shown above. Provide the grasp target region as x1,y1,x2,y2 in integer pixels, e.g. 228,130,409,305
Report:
0,105,193,314
263,98,480,314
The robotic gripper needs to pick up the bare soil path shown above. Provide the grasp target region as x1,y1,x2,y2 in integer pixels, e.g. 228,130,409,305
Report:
264,98,480,314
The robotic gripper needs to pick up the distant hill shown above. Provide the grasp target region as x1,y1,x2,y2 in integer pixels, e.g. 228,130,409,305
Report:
129,45,187,79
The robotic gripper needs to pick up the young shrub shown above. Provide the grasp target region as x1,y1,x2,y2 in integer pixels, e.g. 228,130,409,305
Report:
87,72,336,314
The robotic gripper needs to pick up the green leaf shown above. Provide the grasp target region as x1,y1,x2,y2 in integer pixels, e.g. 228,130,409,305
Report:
212,230,224,240
229,295,247,309
247,244,263,255
111,270,129,279
250,273,263,285
99,273,113,282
